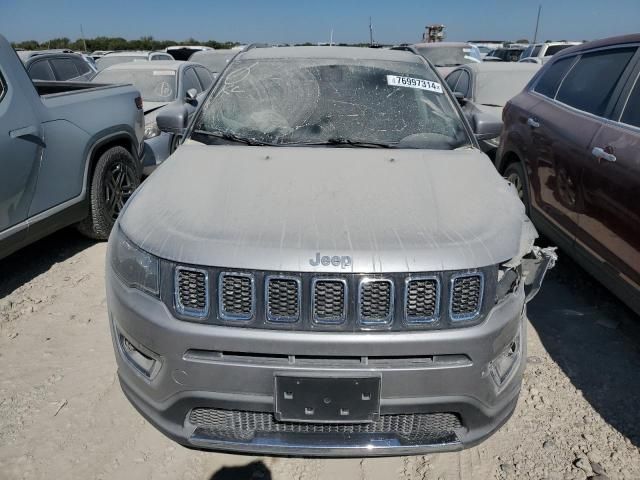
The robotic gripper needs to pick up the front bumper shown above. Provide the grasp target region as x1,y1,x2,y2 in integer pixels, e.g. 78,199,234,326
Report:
107,263,527,456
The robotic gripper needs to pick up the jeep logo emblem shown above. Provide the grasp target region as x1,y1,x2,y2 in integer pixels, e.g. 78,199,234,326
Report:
309,252,352,269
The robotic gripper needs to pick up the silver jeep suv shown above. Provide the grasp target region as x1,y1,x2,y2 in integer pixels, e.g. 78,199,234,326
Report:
106,46,555,456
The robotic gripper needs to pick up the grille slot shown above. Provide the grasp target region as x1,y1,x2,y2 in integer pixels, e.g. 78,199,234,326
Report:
266,276,300,323
189,408,462,444
450,273,483,321
358,279,393,325
312,279,347,324
175,267,209,317
405,277,440,323
219,272,255,320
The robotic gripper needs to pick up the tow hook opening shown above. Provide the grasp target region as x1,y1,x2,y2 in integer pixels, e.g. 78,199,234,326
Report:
490,330,522,387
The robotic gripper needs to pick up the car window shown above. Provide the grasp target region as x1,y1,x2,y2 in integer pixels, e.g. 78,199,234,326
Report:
151,53,173,61
454,70,471,98
28,60,56,81
50,58,80,80
446,70,461,90
556,48,636,117
620,74,640,128
93,68,178,102
546,45,573,56
182,68,202,93
534,57,574,98
521,46,533,59
194,57,471,149
195,67,213,90
532,45,542,57
73,57,91,75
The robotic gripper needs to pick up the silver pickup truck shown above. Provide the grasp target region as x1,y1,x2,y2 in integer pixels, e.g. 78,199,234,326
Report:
0,34,144,260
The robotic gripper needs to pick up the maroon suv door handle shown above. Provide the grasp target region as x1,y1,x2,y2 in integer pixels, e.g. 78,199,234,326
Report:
591,146,617,163
526,117,540,128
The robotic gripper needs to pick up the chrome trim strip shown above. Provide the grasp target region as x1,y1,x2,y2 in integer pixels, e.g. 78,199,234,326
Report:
449,272,484,322
218,271,256,321
265,274,301,323
174,266,210,319
189,429,461,457
311,278,348,325
404,275,441,324
357,278,394,326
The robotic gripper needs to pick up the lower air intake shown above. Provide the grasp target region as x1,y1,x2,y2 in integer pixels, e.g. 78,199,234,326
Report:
189,408,462,444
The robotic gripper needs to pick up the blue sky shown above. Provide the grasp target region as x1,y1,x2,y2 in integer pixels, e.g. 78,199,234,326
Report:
1,0,639,44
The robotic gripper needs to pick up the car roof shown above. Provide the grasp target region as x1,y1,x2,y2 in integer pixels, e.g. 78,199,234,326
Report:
98,60,189,71
166,45,212,50
21,51,86,62
103,51,164,57
462,62,541,73
552,34,640,58
411,42,472,49
238,46,422,63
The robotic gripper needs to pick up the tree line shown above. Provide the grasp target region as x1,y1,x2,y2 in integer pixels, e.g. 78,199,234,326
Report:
11,36,240,52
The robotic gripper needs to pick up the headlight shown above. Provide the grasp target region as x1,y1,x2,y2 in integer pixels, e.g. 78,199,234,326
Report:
144,122,160,140
111,227,159,296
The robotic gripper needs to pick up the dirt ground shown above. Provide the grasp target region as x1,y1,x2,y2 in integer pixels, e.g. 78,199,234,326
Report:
1,229,639,480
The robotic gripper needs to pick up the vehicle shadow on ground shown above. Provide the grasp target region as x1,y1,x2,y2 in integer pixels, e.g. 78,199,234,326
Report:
208,460,272,480
0,227,96,299
527,248,640,447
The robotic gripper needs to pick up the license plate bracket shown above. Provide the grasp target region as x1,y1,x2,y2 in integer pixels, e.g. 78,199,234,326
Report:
274,375,381,423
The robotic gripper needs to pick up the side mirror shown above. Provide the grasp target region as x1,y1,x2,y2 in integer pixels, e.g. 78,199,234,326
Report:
471,111,502,141
156,104,189,134
185,88,198,105
453,91,467,105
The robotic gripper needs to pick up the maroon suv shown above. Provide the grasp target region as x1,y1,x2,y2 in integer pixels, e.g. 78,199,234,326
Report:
496,34,640,315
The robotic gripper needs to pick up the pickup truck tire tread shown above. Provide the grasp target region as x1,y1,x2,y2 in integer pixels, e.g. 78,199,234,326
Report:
77,146,139,240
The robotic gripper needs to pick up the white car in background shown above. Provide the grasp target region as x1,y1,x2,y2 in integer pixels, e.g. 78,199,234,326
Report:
518,41,582,63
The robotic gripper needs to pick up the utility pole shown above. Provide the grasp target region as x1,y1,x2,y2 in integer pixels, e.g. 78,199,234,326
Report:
80,24,87,52
533,5,542,44
330,29,334,46
369,16,373,46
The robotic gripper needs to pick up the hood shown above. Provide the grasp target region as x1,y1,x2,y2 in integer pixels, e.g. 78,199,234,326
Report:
120,145,530,273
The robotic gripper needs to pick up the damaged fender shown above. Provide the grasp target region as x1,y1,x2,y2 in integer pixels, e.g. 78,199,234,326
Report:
522,246,558,302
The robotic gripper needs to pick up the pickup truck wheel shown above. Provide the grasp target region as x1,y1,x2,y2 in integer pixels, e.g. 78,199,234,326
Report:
504,162,530,216
77,146,140,240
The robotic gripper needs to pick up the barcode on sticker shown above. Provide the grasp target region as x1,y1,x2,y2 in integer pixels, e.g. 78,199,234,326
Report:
386,75,443,93
153,70,176,76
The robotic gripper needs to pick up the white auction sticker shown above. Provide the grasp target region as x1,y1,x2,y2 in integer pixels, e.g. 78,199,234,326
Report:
153,70,176,76
386,75,443,93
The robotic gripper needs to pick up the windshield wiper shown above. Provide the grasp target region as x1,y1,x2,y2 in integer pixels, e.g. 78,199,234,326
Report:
192,130,275,146
289,137,396,148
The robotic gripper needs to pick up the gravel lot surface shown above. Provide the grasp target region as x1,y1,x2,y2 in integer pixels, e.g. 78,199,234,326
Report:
1,229,639,480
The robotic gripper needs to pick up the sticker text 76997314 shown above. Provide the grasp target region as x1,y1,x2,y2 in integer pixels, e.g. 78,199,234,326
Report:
386,75,443,94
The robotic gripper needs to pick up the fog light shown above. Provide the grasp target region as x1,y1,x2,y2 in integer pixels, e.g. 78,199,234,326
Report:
490,332,521,386
120,335,157,377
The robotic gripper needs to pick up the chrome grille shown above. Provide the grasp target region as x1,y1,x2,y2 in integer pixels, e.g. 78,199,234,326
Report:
359,279,393,325
450,273,483,320
266,276,300,323
219,273,254,320
189,408,461,444
312,279,347,324
175,267,208,317
405,277,439,323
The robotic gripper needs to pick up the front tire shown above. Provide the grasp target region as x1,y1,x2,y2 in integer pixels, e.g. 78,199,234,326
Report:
77,146,140,240
504,162,530,216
